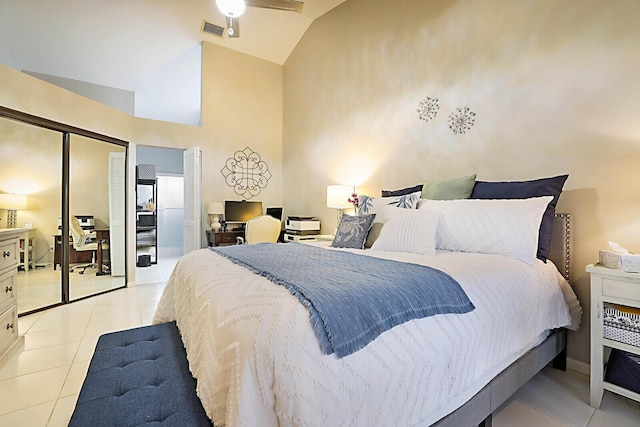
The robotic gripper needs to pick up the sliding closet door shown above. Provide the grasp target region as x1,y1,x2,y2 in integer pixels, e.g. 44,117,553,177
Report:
0,117,64,313
68,135,126,300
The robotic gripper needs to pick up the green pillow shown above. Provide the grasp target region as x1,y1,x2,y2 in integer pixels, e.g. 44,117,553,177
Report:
421,174,477,200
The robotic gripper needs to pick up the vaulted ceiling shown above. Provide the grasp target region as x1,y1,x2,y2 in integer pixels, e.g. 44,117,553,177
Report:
0,0,345,91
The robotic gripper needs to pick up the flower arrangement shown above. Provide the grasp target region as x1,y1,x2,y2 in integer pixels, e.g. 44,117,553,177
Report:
348,192,359,214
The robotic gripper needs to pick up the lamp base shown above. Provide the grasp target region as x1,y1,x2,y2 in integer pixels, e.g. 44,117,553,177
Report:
211,216,222,232
336,208,345,226
7,209,17,228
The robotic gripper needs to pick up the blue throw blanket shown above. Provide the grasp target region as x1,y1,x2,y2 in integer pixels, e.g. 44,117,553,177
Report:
211,243,474,358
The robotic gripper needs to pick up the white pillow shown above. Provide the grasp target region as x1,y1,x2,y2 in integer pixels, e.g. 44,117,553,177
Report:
371,206,440,255
419,196,553,264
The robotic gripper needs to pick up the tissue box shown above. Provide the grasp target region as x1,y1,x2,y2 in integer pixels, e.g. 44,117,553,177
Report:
599,250,640,272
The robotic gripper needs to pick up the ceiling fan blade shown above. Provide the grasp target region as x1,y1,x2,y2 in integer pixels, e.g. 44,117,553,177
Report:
226,16,240,38
245,0,303,13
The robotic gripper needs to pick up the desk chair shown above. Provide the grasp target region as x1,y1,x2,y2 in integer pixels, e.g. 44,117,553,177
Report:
236,215,281,245
69,216,109,275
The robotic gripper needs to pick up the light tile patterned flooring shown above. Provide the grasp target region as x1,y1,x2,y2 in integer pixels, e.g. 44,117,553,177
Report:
1,257,640,426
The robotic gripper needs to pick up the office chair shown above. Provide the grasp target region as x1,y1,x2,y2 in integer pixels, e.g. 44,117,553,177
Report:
69,216,109,275
236,215,281,245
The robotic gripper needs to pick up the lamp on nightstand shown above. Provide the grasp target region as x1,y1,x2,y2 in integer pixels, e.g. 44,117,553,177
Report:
0,193,27,228
207,202,224,232
327,185,354,226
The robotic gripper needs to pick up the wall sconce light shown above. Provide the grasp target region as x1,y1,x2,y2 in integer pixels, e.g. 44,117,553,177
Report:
327,185,354,226
207,202,224,232
0,193,27,228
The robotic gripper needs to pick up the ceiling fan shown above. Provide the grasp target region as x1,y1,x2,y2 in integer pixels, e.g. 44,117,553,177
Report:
216,0,304,38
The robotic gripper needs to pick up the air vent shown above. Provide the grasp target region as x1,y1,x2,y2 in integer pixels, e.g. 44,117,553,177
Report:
201,20,225,38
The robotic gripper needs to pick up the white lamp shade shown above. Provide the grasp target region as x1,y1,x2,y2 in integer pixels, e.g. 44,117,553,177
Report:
326,185,353,209
0,193,27,210
207,202,224,215
216,0,246,17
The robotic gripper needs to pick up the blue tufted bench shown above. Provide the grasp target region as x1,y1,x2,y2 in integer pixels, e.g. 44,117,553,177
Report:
69,321,212,426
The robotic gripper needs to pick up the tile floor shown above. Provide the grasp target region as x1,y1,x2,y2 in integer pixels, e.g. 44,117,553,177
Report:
1,257,640,426
17,256,180,314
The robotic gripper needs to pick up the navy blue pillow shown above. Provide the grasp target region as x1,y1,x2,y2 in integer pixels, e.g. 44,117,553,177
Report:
470,174,568,262
381,184,423,197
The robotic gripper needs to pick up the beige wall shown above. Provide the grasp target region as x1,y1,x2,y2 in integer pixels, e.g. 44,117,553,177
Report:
0,41,284,282
283,0,640,364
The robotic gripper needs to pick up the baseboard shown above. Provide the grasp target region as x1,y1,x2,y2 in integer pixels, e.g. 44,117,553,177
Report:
567,357,589,376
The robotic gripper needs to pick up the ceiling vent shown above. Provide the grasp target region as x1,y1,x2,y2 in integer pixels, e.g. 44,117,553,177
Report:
201,20,225,38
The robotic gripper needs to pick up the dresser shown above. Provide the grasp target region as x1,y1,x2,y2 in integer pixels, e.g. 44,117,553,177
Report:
0,229,24,366
587,263,640,408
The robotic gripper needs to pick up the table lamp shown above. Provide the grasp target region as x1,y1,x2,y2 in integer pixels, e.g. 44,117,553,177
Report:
207,202,224,232
327,185,353,226
0,193,27,228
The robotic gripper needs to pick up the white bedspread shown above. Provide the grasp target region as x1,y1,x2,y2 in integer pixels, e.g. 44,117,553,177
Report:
153,244,580,426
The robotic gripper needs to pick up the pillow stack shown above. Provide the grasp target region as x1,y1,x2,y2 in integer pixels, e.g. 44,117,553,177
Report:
332,173,568,264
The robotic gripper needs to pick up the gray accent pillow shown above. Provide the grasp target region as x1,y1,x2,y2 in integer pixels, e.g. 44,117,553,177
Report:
331,214,376,249
421,174,477,200
364,222,384,249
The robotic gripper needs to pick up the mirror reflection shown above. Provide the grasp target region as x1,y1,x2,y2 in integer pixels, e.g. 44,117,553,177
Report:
0,113,128,315
69,135,126,300
0,117,63,313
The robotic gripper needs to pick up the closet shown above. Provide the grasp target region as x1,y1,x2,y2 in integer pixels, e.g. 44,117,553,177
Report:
0,106,128,315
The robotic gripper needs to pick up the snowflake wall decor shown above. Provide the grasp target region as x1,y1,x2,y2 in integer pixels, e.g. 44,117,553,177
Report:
448,107,476,134
220,147,272,199
417,97,440,122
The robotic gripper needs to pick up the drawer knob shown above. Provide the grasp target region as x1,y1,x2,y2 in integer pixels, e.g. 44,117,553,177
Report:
5,286,12,293
2,251,10,258
6,323,13,330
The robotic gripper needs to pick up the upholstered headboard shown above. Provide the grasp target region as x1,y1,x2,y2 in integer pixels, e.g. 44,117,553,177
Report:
548,213,571,283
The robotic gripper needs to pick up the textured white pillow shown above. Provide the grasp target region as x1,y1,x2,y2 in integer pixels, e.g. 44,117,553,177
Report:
419,196,553,264
370,206,440,255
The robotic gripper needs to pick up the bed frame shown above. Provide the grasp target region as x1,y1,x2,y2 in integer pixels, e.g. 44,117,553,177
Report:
433,213,572,427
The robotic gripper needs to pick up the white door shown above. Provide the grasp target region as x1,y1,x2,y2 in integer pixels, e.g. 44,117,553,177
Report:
183,147,202,253
108,152,126,276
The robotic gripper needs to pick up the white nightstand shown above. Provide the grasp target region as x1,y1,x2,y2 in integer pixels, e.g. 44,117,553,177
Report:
587,263,640,408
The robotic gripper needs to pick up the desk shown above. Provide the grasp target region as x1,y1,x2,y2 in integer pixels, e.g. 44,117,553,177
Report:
206,230,243,247
54,235,92,270
53,230,110,274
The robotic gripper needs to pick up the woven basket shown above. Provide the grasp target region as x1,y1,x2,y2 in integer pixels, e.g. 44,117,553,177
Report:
603,306,640,347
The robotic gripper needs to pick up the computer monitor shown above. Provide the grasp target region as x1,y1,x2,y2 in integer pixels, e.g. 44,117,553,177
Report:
265,207,283,221
224,200,263,225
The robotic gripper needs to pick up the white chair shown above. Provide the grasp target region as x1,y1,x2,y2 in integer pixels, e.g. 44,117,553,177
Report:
69,216,109,274
237,215,281,245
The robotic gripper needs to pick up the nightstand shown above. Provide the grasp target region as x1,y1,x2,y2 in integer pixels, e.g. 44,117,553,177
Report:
587,263,640,408
206,230,244,247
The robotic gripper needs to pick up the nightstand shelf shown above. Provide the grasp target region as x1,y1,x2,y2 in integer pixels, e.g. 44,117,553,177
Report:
587,263,640,408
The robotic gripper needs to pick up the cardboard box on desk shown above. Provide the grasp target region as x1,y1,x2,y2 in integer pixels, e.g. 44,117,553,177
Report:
599,250,640,273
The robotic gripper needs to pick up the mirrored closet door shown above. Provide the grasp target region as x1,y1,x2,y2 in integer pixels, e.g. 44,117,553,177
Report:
0,107,128,315
68,134,126,301
0,116,63,313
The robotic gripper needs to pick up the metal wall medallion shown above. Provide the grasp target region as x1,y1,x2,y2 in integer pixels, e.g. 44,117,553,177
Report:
417,97,440,122
220,147,272,199
448,107,476,134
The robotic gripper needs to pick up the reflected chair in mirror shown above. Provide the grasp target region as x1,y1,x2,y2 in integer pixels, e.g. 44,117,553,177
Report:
236,215,281,245
69,216,109,275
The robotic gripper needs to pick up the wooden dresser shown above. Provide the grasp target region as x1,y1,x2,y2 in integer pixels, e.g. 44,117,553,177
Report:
0,229,24,366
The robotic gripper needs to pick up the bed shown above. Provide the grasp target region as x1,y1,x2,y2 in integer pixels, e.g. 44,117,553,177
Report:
153,192,581,426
